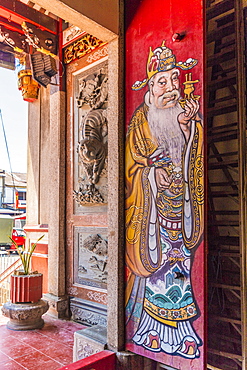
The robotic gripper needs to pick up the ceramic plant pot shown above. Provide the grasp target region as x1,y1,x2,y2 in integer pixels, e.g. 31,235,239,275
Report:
10,273,43,303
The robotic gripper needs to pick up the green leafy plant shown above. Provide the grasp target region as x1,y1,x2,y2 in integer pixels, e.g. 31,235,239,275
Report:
9,235,44,275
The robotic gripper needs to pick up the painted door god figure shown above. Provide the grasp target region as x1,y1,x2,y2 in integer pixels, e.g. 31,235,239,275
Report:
125,42,204,360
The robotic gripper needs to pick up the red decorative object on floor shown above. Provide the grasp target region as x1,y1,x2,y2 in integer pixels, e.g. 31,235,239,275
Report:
57,350,116,370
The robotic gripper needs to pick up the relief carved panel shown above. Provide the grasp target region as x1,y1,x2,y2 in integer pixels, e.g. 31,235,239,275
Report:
70,298,107,327
73,60,108,213
74,227,108,290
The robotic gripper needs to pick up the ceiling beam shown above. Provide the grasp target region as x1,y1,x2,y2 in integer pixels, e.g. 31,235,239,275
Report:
29,0,118,42
0,0,57,34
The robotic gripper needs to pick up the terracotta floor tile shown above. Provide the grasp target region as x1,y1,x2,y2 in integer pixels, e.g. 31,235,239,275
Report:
16,350,62,370
22,334,57,350
39,328,69,341
6,330,42,341
47,318,83,331
59,325,85,336
65,323,86,332
0,350,11,364
48,328,75,346
58,337,74,347
0,325,15,337
41,315,84,332
40,342,73,364
0,333,22,346
0,359,27,369
25,359,63,370
0,311,83,368
0,341,34,359
0,318,9,325
38,324,60,333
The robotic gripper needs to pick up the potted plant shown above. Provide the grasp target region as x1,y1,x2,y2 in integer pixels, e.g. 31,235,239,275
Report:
1,234,49,330
9,235,44,303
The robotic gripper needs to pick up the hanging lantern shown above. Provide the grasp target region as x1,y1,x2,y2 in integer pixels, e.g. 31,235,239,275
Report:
18,69,40,102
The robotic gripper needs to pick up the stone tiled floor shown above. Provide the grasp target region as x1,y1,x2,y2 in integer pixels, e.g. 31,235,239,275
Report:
0,309,85,369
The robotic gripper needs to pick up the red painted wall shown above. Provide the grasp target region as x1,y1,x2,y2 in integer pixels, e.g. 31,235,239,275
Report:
125,1,206,369
125,0,204,127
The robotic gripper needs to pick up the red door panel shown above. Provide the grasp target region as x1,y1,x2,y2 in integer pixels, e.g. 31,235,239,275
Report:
125,1,206,369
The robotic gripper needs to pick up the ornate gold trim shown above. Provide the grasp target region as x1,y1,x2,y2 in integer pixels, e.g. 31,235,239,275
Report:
64,34,106,64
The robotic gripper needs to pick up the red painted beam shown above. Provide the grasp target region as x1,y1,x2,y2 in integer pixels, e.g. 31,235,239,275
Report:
0,7,27,29
0,18,24,35
0,1,57,34
57,351,116,370
0,8,58,54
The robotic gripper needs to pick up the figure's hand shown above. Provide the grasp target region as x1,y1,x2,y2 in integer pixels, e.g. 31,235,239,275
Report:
178,99,199,142
155,168,172,191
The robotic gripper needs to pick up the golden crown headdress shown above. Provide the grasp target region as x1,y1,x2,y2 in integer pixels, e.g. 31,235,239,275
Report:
132,41,198,91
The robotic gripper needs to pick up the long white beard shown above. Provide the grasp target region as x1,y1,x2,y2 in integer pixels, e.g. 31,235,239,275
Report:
146,94,185,165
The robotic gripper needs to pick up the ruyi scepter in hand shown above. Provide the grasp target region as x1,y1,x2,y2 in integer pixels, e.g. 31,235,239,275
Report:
179,72,200,109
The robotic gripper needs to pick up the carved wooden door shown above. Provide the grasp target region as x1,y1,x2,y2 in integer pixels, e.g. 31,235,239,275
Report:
65,37,109,326
125,1,206,369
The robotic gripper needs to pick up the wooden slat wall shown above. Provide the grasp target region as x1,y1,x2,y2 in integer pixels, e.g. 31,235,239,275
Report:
206,1,247,369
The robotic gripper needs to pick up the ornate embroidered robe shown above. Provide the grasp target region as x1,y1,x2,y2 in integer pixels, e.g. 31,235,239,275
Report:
125,102,204,339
